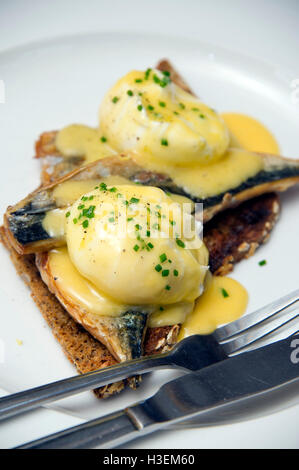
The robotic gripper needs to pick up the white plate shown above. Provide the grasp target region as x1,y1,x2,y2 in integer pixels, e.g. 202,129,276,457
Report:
0,32,298,448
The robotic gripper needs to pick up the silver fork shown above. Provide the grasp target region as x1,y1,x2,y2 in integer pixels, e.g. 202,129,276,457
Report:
0,288,298,422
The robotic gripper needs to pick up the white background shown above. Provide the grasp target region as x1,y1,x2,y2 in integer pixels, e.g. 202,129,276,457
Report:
0,0,298,449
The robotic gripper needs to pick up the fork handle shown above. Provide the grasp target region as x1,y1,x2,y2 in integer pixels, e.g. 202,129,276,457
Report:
0,353,170,422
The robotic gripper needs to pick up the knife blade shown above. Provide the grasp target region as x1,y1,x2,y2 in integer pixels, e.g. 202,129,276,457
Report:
17,335,299,449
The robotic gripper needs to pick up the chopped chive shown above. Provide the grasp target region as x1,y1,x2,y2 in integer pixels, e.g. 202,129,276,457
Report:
127,217,133,222
147,242,154,249
133,244,140,252
65,211,70,218
191,107,200,112
155,264,162,272
159,306,164,311
147,105,154,111
162,269,169,277
89,196,94,200
127,90,133,96
82,220,89,228
144,68,151,79
162,70,170,77
176,239,185,248
135,224,142,230
259,260,267,266
137,104,143,111
179,103,185,109
170,220,176,226
130,197,140,204
73,218,78,224
173,269,179,277
78,204,85,209
135,78,143,83
221,288,229,298
159,253,167,263
99,182,107,190
81,196,88,201
112,96,119,103
146,230,151,237
100,136,107,142
173,111,179,115
108,187,117,193
165,285,171,290
199,114,205,119
161,138,168,146
159,101,166,107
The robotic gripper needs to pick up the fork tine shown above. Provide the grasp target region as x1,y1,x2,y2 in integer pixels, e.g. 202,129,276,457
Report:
219,312,299,356
213,288,299,342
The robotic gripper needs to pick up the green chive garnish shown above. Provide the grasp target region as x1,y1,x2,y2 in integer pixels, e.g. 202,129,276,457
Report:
100,136,107,142
155,264,162,272
133,244,140,252
159,253,167,263
176,239,185,248
259,260,267,266
173,269,179,277
130,197,140,204
127,90,133,96
165,285,171,290
65,211,70,218
161,138,168,146
112,96,119,103
162,269,169,277
82,220,89,228
137,104,143,111
221,288,229,298
159,101,166,107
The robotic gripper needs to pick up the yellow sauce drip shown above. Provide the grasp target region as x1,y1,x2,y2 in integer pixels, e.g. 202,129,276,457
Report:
179,274,248,339
48,247,126,317
132,147,263,199
42,208,66,239
52,176,132,207
55,124,117,164
221,113,280,155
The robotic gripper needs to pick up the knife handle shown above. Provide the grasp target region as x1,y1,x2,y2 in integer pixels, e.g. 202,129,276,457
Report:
17,409,143,449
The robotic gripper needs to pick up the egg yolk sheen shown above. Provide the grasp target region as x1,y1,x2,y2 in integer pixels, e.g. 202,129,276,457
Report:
66,184,208,306
99,69,230,167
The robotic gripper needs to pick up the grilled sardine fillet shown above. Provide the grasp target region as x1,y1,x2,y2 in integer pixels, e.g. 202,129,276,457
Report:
4,151,299,255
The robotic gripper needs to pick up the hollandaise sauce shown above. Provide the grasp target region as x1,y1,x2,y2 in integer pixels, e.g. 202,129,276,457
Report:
178,274,248,339
221,112,280,155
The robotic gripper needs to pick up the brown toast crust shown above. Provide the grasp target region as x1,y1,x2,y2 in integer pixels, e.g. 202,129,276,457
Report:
204,193,280,275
